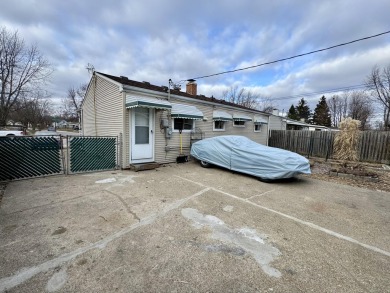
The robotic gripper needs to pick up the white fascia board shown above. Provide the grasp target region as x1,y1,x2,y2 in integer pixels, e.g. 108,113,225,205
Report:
122,85,168,99
170,94,270,116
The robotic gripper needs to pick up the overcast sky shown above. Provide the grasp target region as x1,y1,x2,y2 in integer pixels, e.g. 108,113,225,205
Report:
1,0,389,115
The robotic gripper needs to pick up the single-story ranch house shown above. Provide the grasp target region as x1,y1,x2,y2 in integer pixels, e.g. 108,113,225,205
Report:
81,72,270,169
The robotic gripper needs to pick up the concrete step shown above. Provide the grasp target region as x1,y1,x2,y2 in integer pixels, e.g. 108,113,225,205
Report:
130,162,160,172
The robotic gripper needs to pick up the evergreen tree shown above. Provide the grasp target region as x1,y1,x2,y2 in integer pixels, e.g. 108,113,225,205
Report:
295,98,311,122
287,104,299,120
313,96,331,126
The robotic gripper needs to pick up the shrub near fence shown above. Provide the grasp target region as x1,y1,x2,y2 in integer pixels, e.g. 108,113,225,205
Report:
268,130,390,164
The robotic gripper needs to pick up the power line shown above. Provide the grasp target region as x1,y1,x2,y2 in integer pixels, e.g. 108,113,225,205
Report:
185,30,390,81
272,84,367,101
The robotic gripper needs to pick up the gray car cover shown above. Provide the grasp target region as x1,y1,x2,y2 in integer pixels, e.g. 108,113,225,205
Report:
190,135,311,179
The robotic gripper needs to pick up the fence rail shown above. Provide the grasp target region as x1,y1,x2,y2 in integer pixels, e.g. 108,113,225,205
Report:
268,130,390,163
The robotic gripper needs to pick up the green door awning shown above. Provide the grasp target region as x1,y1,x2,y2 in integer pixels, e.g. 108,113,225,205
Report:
126,96,172,110
171,103,204,120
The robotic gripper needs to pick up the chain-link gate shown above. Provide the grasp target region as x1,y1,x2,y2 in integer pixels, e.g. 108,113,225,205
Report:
0,134,121,181
0,136,63,181
67,136,119,174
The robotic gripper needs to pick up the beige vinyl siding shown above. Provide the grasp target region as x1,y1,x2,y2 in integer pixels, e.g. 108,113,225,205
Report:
83,75,123,136
93,76,123,136
154,109,171,163
154,97,269,164
82,75,125,165
82,77,97,136
268,115,286,130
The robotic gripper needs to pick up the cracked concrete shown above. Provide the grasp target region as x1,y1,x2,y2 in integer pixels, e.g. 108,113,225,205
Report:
0,161,389,292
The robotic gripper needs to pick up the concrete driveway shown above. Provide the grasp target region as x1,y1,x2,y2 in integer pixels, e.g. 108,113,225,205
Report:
0,161,389,292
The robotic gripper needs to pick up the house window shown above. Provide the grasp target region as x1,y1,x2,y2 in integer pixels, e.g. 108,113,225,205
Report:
173,118,194,131
233,120,246,127
254,124,262,132
213,121,225,131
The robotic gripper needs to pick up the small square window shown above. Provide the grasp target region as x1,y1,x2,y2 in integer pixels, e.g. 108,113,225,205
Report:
213,121,225,131
233,120,245,127
254,124,262,132
173,118,194,131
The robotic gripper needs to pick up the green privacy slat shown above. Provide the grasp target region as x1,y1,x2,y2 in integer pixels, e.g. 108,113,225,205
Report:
69,137,116,173
0,136,62,181
0,136,117,180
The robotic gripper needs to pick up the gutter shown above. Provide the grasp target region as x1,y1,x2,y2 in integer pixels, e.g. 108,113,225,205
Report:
121,85,270,116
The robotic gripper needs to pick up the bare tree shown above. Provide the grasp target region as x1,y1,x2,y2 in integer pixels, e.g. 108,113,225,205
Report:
257,96,275,113
62,83,87,120
327,94,348,127
347,90,373,130
0,27,52,125
9,90,52,130
221,85,276,112
366,65,390,130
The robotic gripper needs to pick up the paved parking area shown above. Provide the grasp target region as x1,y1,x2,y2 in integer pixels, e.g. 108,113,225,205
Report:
0,161,389,292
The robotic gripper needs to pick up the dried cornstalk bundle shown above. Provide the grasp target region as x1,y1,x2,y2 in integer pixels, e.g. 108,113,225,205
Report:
333,118,361,161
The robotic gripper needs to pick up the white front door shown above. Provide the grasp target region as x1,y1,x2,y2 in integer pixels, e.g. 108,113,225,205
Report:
131,108,154,163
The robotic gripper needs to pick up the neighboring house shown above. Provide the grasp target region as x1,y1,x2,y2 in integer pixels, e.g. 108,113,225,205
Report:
57,120,68,128
268,110,330,131
286,119,330,131
81,72,270,168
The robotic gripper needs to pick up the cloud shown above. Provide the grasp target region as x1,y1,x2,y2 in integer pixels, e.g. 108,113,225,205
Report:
0,0,389,115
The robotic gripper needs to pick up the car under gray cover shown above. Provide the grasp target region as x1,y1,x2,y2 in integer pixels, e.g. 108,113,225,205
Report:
190,135,311,180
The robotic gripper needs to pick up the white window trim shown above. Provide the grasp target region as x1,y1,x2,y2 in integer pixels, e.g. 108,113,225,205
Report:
172,118,195,133
254,124,262,132
213,120,226,131
233,120,246,127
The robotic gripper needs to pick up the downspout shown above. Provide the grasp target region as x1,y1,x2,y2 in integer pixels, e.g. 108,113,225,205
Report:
81,109,84,136
93,74,98,135
165,79,172,150
266,115,270,146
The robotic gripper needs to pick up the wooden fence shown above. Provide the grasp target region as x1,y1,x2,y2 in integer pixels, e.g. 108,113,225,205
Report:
268,130,390,163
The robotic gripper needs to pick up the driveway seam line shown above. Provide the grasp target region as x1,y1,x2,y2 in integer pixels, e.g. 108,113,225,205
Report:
174,175,390,258
216,188,390,257
0,187,210,292
247,188,277,200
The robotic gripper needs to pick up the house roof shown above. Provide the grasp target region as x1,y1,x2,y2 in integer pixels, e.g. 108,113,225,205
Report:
285,118,330,129
96,72,270,115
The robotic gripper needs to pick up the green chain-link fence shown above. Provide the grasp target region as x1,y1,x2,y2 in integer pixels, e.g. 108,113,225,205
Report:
67,136,118,174
0,136,63,181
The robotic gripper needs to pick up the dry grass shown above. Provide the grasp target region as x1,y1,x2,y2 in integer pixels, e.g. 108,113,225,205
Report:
333,118,361,161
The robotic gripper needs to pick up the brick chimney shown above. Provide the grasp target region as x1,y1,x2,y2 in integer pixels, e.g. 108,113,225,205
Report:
186,80,197,95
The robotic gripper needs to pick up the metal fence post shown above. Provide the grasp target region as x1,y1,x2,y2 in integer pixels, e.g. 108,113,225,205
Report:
66,135,70,175
118,133,123,170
